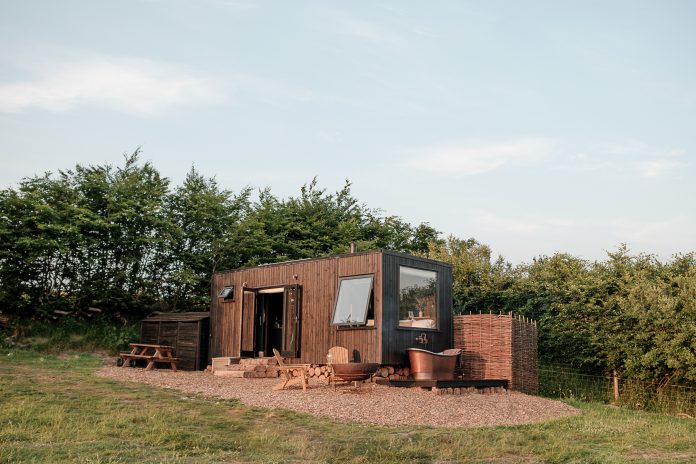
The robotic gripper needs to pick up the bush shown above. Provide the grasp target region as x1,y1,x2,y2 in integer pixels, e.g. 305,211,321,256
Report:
3,316,138,354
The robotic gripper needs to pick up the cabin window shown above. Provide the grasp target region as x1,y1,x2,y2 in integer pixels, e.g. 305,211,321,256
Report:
218,285,234,301
398,267,437,329
332,275,374,326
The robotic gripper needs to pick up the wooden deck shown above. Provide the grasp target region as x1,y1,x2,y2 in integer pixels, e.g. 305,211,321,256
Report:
376,378,508,389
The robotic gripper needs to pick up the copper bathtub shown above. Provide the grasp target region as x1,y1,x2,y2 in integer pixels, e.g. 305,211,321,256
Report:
406,348,461,380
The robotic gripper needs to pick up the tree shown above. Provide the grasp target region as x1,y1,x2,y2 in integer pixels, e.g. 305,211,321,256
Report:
164,167,251,310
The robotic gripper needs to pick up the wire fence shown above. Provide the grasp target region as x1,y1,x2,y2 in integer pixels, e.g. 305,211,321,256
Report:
539,365,696,417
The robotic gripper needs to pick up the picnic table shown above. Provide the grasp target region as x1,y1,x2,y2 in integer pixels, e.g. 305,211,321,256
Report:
120,343,178,371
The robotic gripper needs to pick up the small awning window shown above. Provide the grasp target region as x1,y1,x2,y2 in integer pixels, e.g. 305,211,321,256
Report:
218,285,234,301
331,275,373,326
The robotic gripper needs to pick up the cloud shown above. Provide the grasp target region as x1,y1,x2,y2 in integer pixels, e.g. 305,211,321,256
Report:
0,54,224,115
320,9,402,45
340,17,399,43
231,73,313,104
551,139,688,178
406,138,555,176
605,216,696,256
472,210,576,235
636,158,686,178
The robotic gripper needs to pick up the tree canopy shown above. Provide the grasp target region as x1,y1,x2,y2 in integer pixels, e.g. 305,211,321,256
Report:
0,151,438,318
1,152,694,386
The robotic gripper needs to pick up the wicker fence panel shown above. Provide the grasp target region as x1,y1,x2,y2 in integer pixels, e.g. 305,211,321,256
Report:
453,314,538,394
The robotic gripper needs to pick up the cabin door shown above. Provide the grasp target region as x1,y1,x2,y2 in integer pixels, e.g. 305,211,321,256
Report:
240,289,257,357
241,285,302,358
281,284,301,358
255,288,284,357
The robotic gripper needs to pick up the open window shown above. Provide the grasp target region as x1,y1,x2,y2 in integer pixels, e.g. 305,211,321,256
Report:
218,285,234,301
331,275,374,327
398,267,437,329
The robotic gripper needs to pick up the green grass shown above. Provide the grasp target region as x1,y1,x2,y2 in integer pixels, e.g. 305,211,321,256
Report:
1,350,695,463
3,317,138,354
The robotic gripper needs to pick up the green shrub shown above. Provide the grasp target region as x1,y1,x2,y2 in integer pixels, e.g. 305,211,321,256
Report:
3,316,138,354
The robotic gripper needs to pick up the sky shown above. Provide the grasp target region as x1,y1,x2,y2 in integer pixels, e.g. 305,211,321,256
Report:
1,0,695,263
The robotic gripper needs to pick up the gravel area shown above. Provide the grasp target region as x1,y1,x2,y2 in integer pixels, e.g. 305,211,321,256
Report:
97,366,579,428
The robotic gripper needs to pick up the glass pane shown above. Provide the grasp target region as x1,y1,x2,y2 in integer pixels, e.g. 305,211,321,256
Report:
219,286,234,300
399,267,437,328
332,276,373,325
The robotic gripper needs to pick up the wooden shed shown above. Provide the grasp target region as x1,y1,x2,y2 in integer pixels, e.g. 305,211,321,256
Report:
210,250,452,366
140,312,210,370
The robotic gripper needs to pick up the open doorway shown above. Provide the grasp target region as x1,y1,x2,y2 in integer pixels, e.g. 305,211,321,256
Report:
241,284,301,359
254,289,284,357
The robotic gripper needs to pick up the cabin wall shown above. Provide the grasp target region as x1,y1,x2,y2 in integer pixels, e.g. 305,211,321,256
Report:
210,251,383,364
381,253,453,365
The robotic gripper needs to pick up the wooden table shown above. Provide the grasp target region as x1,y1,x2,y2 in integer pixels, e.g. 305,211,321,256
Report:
120,343,178,371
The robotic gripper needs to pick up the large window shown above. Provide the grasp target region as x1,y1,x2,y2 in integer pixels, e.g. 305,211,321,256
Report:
398,267,437,329
332,275,374,326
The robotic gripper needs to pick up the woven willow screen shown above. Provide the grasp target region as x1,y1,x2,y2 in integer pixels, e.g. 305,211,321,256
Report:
453,314,538,395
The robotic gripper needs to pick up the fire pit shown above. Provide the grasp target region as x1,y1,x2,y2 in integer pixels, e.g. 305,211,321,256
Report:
331,362,380,382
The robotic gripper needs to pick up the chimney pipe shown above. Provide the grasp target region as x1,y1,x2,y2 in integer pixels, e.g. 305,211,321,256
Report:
350,242,357,253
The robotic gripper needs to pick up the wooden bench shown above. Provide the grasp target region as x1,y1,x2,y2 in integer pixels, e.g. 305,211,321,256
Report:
120,343,178,371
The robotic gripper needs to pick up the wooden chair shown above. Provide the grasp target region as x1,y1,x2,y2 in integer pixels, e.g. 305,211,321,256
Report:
327,346,349,389
272,349,311,391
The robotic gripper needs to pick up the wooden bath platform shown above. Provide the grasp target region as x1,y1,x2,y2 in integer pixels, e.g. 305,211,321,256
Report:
376,378,508,389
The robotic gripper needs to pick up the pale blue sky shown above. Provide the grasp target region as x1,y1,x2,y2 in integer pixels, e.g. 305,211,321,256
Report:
1,1,694,263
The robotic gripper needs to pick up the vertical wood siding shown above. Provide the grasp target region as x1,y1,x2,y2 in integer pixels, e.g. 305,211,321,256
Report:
210,251,383,364
140,317,209,370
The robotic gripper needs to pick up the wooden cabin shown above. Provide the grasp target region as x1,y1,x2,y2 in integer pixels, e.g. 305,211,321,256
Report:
210,250,452,366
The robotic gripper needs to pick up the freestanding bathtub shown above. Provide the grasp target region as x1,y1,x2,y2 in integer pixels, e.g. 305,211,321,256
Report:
406,348,461,380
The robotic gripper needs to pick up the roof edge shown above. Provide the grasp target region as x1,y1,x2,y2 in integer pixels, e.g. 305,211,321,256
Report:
215,249,451,275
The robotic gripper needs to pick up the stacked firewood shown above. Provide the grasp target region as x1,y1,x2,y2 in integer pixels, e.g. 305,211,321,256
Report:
431,386,506,395
453,313,538,395
289,365,411,382
297,365,331,381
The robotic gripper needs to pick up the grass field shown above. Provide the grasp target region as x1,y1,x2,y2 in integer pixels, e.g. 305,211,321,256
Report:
1,350,694,464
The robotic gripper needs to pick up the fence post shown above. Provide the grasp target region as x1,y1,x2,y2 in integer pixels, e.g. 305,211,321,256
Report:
613,369,620,403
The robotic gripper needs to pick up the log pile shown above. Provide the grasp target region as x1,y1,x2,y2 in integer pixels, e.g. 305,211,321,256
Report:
289,365,411,382
453,313,538,395
431,386,506,395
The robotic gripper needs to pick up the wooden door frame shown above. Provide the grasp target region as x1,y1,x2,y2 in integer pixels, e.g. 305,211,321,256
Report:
240,285,300,358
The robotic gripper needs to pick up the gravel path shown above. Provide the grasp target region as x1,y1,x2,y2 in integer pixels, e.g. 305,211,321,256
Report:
97,366,579,428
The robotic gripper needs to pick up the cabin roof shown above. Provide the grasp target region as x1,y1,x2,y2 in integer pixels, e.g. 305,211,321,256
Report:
142,311,210,322
214,249,452,276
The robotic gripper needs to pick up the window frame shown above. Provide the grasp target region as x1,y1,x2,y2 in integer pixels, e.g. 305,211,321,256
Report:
331,274,375,328
218,285,235,301
396,266,439,332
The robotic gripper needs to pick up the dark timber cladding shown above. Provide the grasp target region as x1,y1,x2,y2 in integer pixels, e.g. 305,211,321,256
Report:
140,312,210,370
210,250,453,366
381,252,453,365
210,251,383,364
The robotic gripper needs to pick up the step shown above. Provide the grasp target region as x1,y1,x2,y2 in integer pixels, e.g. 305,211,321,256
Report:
214,370,277,378
238,357,278,366
224,364,267,372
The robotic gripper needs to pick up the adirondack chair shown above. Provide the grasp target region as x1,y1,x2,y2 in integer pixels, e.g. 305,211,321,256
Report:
326,346,350,389
272,349,311,391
